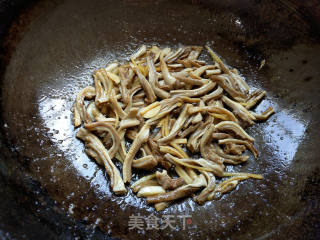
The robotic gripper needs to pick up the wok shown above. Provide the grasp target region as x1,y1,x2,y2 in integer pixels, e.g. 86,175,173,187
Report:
0,0,319,239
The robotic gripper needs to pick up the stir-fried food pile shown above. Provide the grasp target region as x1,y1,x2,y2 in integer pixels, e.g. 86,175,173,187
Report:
73,45,274,210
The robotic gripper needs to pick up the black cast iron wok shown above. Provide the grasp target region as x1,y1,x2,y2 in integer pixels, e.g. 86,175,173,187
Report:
0,0,319,239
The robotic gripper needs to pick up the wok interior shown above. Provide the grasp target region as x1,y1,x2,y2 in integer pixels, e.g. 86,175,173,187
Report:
0,0,319,239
